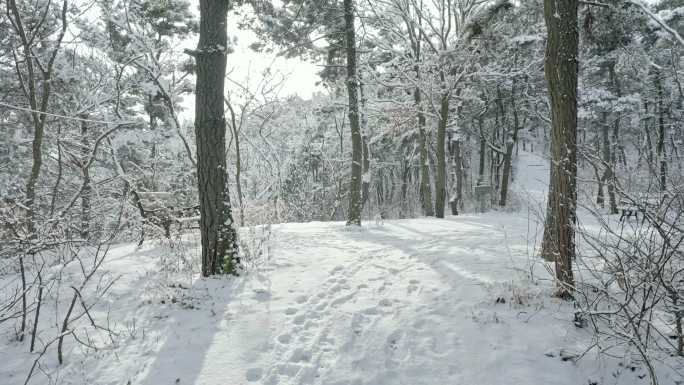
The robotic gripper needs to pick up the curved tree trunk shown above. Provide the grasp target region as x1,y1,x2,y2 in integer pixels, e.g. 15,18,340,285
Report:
195,0,239,276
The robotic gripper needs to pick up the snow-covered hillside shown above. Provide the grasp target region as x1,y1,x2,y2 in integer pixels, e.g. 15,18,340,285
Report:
2,152,682,385
0,220,672,384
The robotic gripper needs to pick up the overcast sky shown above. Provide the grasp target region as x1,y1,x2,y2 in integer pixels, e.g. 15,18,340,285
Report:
178,8,321,123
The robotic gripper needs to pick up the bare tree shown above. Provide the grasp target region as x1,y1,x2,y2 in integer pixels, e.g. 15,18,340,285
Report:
7,0,68,234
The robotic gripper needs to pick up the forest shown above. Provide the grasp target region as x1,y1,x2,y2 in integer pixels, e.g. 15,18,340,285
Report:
1,0,683,384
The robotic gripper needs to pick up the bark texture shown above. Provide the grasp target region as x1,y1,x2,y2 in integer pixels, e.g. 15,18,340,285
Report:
416,88,434,216
541,0,579,298
435,82,449,218
499,80,520,207
344,0,363,226
195,0,239,276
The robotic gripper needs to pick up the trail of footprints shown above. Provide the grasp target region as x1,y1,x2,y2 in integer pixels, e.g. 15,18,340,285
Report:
259,264,361,384
247,252,428,384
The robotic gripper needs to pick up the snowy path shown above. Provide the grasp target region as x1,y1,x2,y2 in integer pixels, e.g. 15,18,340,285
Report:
133,215,608,385
5,151,658,385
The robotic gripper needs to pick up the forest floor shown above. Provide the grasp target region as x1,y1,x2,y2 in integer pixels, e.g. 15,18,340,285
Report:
2,152,680,385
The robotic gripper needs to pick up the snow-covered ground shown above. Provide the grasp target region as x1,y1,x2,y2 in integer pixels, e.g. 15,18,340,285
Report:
2,152,680,385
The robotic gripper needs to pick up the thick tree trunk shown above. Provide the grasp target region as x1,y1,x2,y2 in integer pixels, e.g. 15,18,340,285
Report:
541,0,579,298
195,0,239,276
344,0,363,226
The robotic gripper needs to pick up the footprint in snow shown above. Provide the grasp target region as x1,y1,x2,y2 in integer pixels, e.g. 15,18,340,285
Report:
277,333,292,344
246,368,263,382
407,283,420,294
276,363,301,377
289,347,312,363
284,307,298,315
351,312,373,336
295,295,308,304
330,292,354,307
386,330,403,351
379,298,393,307
253,289,271,302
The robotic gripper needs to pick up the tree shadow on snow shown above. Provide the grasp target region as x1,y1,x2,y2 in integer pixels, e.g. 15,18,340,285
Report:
343,215,535,288
135,275,247,385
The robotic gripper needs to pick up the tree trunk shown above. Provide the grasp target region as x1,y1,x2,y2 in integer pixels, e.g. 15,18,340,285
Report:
478,115,486,185
608,62,621,214
500,80,521,207
8,0,68,236
656,72,667,192
362,134,370,206
644,100,655,169
435,78,449,218
594,136,605,207
360,73,370,209
450,138,462,215
602,113,618,214
195,0,239,276
80,116,91,240
227,103,245,227
400,156,410,219
413,86,434,217
344,0,363,226
541,0,579,298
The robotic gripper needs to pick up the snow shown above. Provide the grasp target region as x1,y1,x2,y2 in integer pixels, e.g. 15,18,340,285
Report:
1,152,679,385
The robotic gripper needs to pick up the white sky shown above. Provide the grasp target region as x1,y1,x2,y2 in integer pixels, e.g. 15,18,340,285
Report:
179,9,322,123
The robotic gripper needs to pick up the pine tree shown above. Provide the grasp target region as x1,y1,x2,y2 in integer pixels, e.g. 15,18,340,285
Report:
193,0,239,276
541,0,579,298
344,0,363,226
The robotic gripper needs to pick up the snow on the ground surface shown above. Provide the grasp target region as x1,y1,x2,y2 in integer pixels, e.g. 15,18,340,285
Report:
2,152,679,385
512,150,550,208
2,216,664,385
